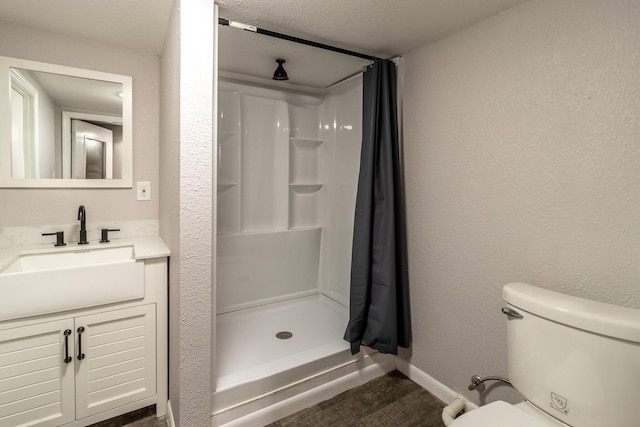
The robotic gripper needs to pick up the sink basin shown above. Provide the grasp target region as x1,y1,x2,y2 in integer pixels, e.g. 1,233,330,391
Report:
2,246,134,273
0,245,144,321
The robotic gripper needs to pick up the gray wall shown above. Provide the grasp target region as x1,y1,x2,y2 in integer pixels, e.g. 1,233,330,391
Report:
0,21,159,225
402,0,640,405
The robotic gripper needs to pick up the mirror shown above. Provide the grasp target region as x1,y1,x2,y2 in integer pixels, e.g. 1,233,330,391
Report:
0,56,132,188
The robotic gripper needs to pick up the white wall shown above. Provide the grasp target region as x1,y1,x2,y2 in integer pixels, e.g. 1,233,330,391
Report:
0,21,159,226
402,0,640,405
159,0,214,425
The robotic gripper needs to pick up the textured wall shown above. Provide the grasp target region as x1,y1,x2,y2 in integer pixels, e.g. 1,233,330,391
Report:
159,0,214,425
402,0,640,405
0,21,159,226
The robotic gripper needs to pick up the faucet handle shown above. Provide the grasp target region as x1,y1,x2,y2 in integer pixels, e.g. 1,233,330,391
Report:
42,231,66,247
100,228,120,243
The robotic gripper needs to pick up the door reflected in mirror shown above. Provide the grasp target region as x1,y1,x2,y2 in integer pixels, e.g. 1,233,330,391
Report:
64,112,121,180
71,118,114,179
0,56,132,188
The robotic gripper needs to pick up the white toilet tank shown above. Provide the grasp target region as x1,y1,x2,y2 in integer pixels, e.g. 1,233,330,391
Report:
503,283,640,427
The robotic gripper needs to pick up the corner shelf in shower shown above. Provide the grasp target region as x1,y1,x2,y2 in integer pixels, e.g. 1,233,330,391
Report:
289,138,323,195
289,183,323,194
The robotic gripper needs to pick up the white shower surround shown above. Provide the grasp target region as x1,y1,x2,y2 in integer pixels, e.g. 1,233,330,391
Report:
214,77,371,423
216,77,363,310
216,81,325,311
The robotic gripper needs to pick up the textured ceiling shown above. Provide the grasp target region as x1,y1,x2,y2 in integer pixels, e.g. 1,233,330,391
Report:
216,0,528,59
0,0,530,89
218,0,529,89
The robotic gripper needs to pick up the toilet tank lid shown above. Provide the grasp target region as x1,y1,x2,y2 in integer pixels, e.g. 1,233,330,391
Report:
503,282,640,343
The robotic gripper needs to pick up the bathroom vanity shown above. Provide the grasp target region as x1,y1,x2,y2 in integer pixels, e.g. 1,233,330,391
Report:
0,237,169,427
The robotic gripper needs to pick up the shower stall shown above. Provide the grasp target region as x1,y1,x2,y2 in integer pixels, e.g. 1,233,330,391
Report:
212,76,392,424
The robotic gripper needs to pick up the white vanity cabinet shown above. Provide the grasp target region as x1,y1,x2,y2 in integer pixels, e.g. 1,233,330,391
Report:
75,305,156,419
0,319,75,426
0,255,168,427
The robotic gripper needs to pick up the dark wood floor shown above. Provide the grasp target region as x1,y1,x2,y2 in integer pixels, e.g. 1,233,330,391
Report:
88,406,165,427
107,370,446,427
121,415,167,427
268,370,446,427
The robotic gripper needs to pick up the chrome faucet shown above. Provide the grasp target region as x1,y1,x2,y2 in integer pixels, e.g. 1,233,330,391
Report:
78,205,88,245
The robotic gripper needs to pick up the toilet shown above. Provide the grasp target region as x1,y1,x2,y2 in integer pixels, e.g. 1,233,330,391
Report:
448,282,640,427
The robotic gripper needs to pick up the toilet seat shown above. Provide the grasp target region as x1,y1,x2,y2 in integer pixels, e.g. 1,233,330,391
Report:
449,401,554,427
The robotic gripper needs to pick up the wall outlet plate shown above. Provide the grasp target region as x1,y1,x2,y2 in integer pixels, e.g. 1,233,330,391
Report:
137,181,151,201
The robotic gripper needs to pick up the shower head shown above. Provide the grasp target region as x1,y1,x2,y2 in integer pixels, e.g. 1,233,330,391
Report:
273,58,289,81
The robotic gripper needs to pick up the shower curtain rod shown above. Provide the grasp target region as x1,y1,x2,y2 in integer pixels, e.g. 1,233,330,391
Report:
218,18,390,63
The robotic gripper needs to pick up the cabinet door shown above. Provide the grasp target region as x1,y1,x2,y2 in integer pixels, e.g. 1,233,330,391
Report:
74,305,156,419
0,319,75,427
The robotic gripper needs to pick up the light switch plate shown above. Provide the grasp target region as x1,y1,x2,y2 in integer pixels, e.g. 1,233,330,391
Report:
137,181,151,201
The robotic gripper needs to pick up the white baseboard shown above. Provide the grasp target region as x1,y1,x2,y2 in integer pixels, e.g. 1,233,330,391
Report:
396,359,478,411
167,400,176,427
209,356,474,426
215,354,396,427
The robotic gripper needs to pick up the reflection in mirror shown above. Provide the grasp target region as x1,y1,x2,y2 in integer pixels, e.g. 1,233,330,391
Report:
0,56,132,188
63,112,121,179
10,69,37,179
71,117,113,179
10,68,122,179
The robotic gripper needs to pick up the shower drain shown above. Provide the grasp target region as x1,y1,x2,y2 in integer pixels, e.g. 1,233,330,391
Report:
276,331,293,339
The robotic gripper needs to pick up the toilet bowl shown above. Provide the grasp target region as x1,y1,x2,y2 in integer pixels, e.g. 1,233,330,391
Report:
450,401,569,426
446,282,640,427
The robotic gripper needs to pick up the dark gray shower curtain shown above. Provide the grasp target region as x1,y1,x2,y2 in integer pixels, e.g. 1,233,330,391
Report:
343,60,411,355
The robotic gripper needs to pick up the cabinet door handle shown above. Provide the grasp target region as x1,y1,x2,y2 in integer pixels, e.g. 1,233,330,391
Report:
63,329,72,364
77,326,86,360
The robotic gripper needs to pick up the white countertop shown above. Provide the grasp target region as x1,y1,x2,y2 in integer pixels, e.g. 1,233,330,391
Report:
0,236,170,271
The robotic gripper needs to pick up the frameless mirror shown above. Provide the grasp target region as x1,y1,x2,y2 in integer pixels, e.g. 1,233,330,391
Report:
0,56,132,188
